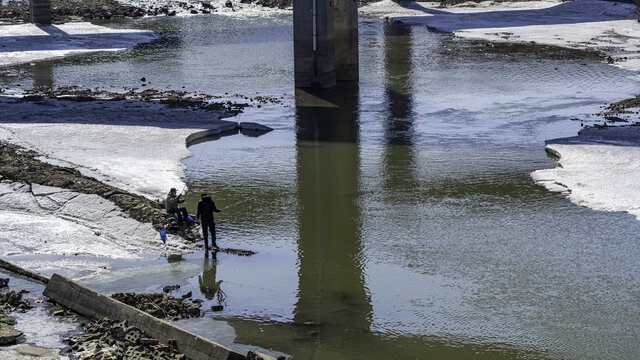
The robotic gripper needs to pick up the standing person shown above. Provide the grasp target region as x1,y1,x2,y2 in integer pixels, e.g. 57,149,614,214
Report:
166,188,189,222
197,193,221,249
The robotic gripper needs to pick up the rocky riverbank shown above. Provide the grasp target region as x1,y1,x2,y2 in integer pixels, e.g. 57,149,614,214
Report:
595,94,640,122
0,0,145,23
12,84,284,110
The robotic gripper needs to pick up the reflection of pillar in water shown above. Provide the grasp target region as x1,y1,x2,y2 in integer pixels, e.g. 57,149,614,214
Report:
293,83,372,357
33,61,54,91
383,23,414,146
382,23,418,192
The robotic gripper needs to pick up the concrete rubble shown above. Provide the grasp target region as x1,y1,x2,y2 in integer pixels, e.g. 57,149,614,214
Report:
111,292,203,320
65,318,187,360
0,279,31,346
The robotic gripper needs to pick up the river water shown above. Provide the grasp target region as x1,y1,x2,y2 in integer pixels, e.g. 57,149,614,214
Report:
3,10,640,360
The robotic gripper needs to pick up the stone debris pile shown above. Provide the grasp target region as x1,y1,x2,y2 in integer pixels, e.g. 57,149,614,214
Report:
65,318,187,360
0,290,32,312
111,293,202,320
0,280,30,345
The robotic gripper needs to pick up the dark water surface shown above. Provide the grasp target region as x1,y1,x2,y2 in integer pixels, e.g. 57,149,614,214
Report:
3,11,640,360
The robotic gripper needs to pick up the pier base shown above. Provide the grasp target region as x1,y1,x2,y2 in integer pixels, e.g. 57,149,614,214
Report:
29,0,52,25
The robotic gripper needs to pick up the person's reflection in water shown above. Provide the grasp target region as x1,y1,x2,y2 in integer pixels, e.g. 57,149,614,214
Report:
198,251,225,303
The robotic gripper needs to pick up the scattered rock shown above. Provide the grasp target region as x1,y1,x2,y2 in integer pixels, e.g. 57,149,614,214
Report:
0,290,32,311
210,305,224,312
181,291,192,299
163,284,181,293
0,278,9,288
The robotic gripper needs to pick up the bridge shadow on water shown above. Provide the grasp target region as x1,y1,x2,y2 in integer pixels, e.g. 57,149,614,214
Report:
390,0,636,31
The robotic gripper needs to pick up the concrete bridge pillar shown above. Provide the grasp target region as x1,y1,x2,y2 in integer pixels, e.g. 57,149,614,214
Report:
335,0,358,81
293,0,358,87
30,0,52,25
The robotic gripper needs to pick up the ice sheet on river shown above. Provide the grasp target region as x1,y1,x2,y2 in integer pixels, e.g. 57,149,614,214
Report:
0,181,190,260
362,0,640,72
0,123,198,200
532,126,640,220
0,22,156,67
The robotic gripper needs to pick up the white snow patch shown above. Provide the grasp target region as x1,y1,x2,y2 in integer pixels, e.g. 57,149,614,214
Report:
0,181,191,260
532,143,640,219
0,123,198,199
361,0,640,72
0,22,156,66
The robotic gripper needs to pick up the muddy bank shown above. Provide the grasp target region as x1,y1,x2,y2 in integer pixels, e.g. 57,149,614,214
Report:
0,141,200,241
13,86,261,115
595,95,640,123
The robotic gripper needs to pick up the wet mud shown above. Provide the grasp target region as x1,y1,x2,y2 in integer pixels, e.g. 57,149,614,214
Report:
14,86,260,116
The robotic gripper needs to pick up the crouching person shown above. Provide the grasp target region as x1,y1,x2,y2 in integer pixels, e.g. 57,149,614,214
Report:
166,188,189,222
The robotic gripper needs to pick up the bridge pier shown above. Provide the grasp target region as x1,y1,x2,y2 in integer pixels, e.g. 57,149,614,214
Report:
30,0,52,25
293,0,358,88
335,0,358,81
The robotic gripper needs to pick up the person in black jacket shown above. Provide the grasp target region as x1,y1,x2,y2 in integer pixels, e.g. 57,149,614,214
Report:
197,193,221,250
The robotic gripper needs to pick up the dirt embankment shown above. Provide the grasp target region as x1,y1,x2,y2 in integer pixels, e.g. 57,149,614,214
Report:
0,141,199,241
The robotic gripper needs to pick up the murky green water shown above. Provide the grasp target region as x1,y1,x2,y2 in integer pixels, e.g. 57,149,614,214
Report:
3,11,640,360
